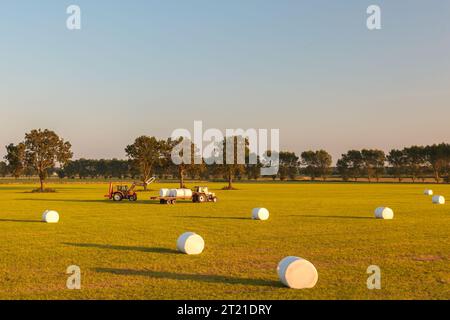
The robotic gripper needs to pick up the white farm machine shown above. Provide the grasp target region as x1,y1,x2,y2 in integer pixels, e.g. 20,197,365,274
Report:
151,186,218,205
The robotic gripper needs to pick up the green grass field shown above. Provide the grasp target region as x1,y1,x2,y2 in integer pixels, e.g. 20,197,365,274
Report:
0,182,449,300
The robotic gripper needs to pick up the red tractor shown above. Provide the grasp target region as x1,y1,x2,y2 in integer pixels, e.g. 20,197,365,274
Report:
105,177,156,202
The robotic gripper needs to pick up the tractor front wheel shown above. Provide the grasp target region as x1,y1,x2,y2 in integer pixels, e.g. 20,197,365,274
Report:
128,194,137,201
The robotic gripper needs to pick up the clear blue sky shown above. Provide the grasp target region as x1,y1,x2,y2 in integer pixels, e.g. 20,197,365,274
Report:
1,0,449,161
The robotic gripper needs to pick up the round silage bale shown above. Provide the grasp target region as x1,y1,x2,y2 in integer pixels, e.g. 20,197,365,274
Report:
159,189,169,197
177,232,205,255
170,189,184,197
424,189,433,196
252,208,269,220
432,195,445,205
277,256,318,289
374,207,394,220
183,189,193,198
42,210,59,223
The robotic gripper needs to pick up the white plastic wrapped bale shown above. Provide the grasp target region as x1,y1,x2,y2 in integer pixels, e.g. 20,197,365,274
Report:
277,256,318,289
183,189,193,198
159,189,170,197
432,195,445,205
169,189,184,197
374,207,394,220
424,189,433,196
252,208,269,220
42,210,59,223
177,232,205,255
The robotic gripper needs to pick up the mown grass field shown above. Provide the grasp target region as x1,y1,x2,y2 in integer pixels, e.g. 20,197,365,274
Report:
0,181,448,300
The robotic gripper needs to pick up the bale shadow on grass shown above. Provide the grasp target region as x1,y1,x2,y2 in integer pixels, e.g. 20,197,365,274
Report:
0,218,42,223
16,198,162,205
94,268,282,288
17,198,114,204
175,215,250,221
63,242,179,254
289,214,373,220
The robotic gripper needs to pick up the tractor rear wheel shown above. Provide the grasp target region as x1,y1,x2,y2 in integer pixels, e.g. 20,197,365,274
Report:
198,194,206,203
113,193,123,201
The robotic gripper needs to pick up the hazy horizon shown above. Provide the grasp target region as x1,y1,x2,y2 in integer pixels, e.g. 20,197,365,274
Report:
1,1,449,162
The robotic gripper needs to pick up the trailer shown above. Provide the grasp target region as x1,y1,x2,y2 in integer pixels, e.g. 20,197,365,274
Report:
150,186,218,204
150,196,191,205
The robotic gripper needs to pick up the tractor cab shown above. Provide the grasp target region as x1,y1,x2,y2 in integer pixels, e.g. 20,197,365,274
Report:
195,186,209,194
117,185,129,192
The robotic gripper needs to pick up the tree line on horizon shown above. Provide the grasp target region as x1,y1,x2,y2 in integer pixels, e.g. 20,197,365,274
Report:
1,129,450,191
